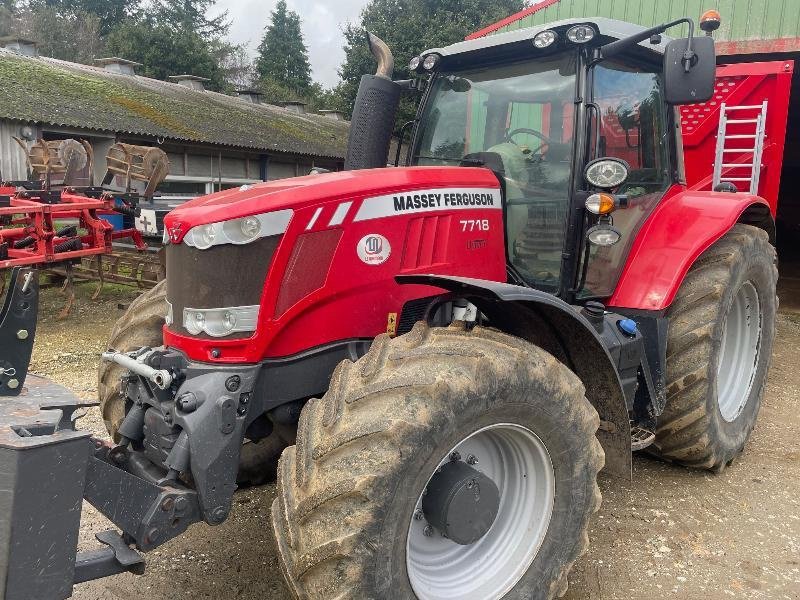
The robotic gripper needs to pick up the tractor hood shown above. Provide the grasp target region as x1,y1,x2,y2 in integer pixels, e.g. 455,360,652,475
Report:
163,166,500,244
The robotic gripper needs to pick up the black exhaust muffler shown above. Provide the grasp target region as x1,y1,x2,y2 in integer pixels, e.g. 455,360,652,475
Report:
344,33,402,170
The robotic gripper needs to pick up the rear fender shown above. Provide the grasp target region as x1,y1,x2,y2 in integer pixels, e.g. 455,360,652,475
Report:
609,191,774,311
397,274,632,478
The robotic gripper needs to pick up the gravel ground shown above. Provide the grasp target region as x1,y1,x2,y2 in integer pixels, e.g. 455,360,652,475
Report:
25,281,800,600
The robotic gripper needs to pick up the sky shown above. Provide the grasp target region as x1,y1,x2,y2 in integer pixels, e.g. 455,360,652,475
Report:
214,0,372,88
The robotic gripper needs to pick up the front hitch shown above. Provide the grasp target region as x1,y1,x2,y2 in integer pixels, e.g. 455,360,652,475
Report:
0,267,257,598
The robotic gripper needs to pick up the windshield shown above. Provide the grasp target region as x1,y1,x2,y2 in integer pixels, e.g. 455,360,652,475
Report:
412,53,578,289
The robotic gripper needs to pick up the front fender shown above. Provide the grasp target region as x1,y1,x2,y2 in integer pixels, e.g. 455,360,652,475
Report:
397,274,632,478
609,191,773,311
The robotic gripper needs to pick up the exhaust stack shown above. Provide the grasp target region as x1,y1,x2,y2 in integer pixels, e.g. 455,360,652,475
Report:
344,33,402,170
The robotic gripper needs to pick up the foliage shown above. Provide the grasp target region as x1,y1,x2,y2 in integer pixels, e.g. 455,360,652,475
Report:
15,5,105,63
255,0,311,95
333,0,527,124
152,0,229,38
26,0,140,35
106,19,226,90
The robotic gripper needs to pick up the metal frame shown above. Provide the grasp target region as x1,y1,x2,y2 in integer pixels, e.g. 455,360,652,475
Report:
0,186,146,270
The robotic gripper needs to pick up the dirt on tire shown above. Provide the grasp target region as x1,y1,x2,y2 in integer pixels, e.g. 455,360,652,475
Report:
97,279,168,440
272,322,603,600
655,224,777,470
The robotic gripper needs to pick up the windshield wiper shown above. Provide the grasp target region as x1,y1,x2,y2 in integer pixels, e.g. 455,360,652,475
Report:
415,155,465,163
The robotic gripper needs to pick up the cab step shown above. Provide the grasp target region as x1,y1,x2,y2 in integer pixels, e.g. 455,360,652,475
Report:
630,425,656,451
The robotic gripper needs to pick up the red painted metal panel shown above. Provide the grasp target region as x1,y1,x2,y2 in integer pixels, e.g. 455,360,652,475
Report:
681,60,793,217
608,190,770,311
163,167,508,363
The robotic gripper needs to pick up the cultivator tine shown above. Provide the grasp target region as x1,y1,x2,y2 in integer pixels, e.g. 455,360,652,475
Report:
92,255,105,300
58,263,76,319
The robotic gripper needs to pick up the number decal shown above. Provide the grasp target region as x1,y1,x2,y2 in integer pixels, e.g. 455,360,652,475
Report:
460,219,490,232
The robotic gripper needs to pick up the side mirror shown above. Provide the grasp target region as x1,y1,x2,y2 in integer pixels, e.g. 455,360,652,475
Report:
663,35,715,104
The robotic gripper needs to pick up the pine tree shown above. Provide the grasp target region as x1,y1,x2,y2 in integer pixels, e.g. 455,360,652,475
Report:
155,0,229,38
255,0,311,95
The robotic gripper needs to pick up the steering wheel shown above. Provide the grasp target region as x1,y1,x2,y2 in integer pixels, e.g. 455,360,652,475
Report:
505,127,554,156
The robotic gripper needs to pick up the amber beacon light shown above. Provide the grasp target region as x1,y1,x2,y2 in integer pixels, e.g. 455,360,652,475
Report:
700,9,722,34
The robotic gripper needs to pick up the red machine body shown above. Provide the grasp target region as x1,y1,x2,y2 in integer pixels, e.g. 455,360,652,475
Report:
608,187,770,310
680,60,793,215
0,186,145,270
163,167,507,363
161,66,791,363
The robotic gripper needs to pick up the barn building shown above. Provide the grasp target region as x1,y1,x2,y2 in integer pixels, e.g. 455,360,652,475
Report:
0,38,349,201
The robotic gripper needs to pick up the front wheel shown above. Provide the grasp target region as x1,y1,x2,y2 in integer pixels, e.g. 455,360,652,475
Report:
272,322,603,599
655,224,777,470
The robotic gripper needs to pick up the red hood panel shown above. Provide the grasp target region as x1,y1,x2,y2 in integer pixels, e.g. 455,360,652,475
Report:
163,167,500,243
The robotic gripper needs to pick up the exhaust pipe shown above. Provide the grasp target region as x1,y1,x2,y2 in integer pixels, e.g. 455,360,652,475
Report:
344,32,402,171
368,33,394,79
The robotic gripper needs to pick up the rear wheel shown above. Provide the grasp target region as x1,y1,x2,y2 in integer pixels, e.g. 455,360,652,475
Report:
654,224,777,470
97,280,286,483
272,322,603,599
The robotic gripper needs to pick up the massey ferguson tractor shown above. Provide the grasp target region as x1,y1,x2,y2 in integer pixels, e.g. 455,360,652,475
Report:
0,11,778,600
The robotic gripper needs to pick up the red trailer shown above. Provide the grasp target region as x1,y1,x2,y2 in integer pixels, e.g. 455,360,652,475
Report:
680,60,793,219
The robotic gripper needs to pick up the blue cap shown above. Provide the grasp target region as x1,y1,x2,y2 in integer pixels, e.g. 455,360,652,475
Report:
617,318,638,336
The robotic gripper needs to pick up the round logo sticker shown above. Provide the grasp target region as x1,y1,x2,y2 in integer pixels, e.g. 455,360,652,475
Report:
357,234,391,265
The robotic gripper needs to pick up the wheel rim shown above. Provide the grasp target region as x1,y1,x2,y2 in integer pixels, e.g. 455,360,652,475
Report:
406,423,555,600
716,280,762,422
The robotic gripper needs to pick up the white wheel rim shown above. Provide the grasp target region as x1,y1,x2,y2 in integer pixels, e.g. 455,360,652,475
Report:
406,423,555,600
716,280,762,422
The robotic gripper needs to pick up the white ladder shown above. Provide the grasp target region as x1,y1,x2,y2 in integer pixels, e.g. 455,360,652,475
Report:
712,100,768,195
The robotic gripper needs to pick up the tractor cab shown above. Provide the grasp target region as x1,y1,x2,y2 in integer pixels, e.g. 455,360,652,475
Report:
406,17,717,300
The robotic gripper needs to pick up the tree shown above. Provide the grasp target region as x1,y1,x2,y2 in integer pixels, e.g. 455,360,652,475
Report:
106,19,226,90
255,0,311,95
333,0,527,123
16,6,105,63
0,0,17,36
154,0,229,38
23,0,140,35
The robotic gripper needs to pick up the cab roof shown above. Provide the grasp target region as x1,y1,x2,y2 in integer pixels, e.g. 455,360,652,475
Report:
425,17,673,69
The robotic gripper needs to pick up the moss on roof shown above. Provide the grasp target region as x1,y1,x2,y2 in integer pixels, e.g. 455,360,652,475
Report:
0,51,349,159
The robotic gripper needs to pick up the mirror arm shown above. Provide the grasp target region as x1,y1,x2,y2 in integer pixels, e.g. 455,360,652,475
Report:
599,17,696,65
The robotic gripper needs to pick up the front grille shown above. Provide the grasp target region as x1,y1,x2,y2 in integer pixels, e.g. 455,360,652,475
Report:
166,234,281,339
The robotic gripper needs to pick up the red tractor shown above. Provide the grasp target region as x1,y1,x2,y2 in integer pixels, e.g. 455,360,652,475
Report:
0,12,777,600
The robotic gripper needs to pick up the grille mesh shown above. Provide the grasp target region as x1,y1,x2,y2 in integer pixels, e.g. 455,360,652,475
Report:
166,234,281,339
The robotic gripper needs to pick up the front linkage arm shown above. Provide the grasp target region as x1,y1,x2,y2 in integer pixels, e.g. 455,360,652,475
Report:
0,267,261,598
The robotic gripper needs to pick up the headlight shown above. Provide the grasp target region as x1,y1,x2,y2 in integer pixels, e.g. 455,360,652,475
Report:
183,209,292,249
422,53,440,71
408,56,421,71
533,30,557,49
585,158,629,189
567,24,596,43
183,305,259,337
587,224,621,247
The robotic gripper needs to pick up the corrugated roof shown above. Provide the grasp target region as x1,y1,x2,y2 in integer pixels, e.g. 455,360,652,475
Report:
0,49,350,159
469,0,800,49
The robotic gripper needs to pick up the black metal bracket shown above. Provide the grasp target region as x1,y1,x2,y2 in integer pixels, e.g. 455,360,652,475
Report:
0,267,38,396
73,530,145,584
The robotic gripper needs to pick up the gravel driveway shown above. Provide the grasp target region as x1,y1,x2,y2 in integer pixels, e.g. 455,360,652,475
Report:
26,282,799,600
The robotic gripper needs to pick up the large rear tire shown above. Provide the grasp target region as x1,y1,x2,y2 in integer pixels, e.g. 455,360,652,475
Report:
97,280,286,483
272,322,603,599
654,224,777,470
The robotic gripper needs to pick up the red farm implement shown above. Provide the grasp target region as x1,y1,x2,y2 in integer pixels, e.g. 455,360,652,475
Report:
0,140,169,313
